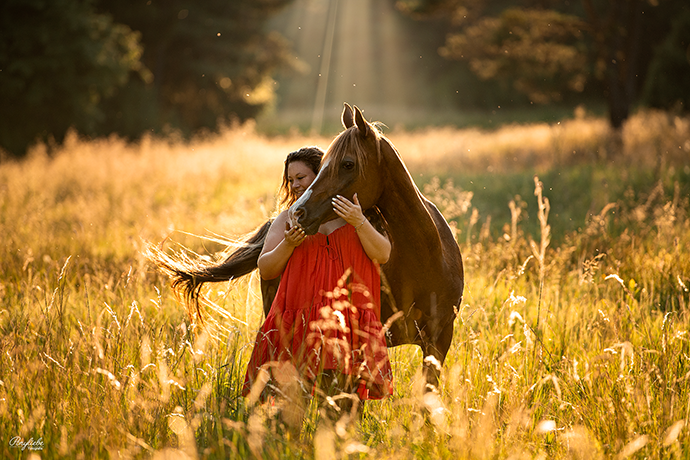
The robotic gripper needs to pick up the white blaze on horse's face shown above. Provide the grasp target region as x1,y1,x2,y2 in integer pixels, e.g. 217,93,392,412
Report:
289,189,311,226
289,156,331,228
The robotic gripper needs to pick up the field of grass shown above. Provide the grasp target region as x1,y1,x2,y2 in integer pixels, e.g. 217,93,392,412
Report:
1,109,689,459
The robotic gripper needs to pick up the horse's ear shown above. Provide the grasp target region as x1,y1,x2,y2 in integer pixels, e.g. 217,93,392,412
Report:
353,105,370,137
342,103,354,129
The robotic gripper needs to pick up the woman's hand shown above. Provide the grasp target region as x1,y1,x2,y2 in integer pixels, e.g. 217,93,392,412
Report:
332,193,366,228
284,221,306,247
333,193,391,264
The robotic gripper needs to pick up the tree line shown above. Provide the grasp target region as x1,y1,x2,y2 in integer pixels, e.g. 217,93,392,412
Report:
1,0,688,157
398,0,690,129
0,0,294,157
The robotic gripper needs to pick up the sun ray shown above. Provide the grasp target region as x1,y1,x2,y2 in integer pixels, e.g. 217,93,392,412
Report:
270,0,423,132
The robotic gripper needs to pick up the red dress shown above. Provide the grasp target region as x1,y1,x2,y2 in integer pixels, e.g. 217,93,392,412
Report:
242,224,393,400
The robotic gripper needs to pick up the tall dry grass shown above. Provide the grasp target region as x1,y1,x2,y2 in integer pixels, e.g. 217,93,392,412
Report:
1,110,689,459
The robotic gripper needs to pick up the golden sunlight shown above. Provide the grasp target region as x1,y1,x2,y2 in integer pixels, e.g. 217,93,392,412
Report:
271,0,422,132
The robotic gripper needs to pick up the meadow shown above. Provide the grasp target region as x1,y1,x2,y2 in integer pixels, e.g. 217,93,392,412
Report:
1,109,689,459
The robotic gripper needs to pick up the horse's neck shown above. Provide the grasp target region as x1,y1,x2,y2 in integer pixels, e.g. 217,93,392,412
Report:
378,154,442,253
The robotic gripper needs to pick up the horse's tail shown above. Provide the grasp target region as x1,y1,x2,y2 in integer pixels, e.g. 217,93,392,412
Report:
146,220,271,322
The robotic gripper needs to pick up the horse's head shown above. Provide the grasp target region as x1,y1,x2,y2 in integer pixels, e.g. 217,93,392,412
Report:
291,103,384,235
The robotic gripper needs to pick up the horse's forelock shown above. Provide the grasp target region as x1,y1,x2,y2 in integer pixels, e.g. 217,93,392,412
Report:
325,124,382,179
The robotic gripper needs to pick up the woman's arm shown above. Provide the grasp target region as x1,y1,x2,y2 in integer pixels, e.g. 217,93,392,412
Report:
332,194,391,264
257,211,306,279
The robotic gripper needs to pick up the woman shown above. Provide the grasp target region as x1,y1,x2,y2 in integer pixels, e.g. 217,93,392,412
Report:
242,146,393,409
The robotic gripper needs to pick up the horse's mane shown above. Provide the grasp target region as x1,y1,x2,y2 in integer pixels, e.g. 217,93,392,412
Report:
324,123,383,179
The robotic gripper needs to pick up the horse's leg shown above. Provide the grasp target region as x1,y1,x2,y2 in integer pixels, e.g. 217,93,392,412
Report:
420,306,456,392
260,277,280,317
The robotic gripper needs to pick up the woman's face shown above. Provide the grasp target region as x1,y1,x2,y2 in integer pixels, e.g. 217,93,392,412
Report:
287,160,316,198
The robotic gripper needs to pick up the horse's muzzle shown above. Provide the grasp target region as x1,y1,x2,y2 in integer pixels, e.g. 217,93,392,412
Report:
290,206,304,224
292,205,324,235
287,206,301,228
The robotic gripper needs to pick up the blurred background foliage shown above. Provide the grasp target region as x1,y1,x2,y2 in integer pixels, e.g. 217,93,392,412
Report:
1,0,689,157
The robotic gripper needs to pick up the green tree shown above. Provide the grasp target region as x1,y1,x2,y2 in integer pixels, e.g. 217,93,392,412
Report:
398,0,689,129
580,0,645,129
94,0,295,139
439,8,588,105
642,9,690,111
0,0,143,157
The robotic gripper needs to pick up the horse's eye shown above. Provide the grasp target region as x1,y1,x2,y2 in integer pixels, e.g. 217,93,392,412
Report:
342,160,355,171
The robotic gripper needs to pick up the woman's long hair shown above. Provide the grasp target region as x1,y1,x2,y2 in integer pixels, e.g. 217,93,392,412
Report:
146,147,324,323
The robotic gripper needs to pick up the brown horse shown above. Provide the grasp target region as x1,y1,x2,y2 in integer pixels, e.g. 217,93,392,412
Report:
291,104,464,390
148,103,464,391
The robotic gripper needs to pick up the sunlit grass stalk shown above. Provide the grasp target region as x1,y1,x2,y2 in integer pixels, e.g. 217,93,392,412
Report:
529,175,551,366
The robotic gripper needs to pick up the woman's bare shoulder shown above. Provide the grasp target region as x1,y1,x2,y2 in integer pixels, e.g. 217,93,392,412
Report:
271,210,290,228
261,210,290,254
